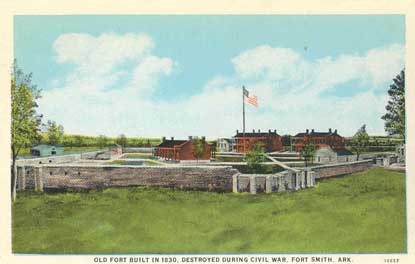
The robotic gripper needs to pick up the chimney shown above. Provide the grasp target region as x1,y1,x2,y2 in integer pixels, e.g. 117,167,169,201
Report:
311,129,315,133
306,129,309,134
202,136,206,141
171,137,174,141
268,129,271,133
274,129,276,133
329,128,332,133
162,137,166,142
334,129,337,134
188,136,193,140
258,129,261,133
252,129,255,133
236,129,239,134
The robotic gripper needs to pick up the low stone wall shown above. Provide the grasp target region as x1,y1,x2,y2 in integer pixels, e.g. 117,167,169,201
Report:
15,154,81,166
18,165,238,192
16,158,374,194
310,160,373,179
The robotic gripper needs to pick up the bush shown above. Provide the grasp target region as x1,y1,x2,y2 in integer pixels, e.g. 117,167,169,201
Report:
244,144,265,173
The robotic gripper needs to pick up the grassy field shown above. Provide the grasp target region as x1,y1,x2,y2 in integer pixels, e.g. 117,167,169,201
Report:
107,159,164,166
12,167,406,253
121,153,156,159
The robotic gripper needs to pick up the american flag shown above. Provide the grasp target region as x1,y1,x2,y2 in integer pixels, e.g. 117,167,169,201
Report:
246,94,258,107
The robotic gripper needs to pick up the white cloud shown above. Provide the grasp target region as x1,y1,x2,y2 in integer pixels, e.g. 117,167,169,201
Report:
232,45,301,81
53,33,154,76
130,56,173,93
39,35,405,138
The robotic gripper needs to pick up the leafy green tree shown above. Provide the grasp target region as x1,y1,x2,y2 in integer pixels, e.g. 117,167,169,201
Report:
97,135,108,149
351,124,370,160
74,135,84,147
192,137,206,162
244,143,265,173
116,134,127,148
300,139,316,167
146,139,151,147
382,69,405,139
11,61,42,201
46,120,64,145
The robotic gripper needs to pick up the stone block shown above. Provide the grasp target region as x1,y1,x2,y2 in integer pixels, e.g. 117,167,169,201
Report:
249,176,257,194
265,175,272,193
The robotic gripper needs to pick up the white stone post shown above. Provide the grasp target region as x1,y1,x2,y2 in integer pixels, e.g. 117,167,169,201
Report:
279,175,286,192
295,171,301,190
232,174,239,193
285,171,292,190
300,171,306,189
265,175,272,193
249,176,257,194
19,166,26,190
311,171,316,187
35,167,44,192
383,157,390,167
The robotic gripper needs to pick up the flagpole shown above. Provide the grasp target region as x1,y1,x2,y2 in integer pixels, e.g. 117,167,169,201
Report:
242,86,245,153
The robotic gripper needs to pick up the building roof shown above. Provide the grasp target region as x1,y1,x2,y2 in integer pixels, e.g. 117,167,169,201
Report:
235,131,280,137
31,145,63,151
336,149,353,156
294,130,341,137
156,140,188,148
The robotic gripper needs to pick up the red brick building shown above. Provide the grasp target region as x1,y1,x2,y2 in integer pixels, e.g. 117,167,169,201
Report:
294,129,345,152
154,137,211,161
233,129,283,153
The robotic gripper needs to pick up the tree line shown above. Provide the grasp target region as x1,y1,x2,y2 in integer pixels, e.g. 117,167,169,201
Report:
36,133,161,149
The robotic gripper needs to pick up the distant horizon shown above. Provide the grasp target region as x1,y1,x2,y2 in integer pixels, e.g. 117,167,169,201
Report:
14,15,405,138
38,130,404,142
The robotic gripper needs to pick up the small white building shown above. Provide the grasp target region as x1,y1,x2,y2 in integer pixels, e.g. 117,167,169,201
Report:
217,138,233,153
314,146,337,164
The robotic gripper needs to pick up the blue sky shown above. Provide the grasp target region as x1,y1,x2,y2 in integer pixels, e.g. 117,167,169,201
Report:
14,15,405,138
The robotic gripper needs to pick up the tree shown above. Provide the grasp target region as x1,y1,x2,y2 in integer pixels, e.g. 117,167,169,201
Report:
192,137,206,162
97,135,108,149
146,139,151,147
116,134,127,148
382,69,405,139
46,120,64,145
300,139,316,167
11,61,42,201
73,135,84,147
244,143,265,173
351,124,369,160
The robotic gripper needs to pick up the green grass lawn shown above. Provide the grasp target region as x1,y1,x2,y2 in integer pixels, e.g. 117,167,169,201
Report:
107,159,164,166
121,153,155,159
12,167,406,254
